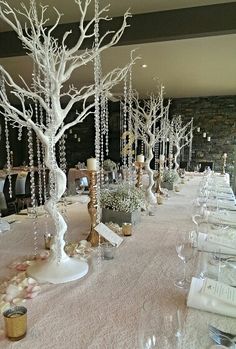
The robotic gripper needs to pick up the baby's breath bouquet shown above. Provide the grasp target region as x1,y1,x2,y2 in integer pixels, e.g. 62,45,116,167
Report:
101,183,145,213
162,169,179,184
103,159,117,171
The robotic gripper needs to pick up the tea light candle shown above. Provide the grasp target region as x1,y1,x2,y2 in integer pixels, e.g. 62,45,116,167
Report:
87,158,97,171
160,154,165,162
102,243,115,260
122,223,132,236
44,233,53,250
137,154,144,163
3,306,27,341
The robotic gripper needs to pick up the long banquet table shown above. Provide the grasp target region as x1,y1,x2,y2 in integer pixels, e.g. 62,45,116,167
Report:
0,176,236,348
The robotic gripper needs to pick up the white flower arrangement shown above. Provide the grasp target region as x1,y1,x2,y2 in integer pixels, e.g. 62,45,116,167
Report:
162,169,179,184
103,159,117,171
101,183,145,213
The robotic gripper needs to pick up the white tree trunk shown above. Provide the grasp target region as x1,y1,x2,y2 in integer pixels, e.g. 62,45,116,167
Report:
145,137,157,205
27,140,88,284
174,146,180,172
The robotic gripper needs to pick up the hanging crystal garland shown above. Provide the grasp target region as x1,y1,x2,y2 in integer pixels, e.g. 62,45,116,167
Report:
100,92,106,184
18,126,22,141
94,0,102,267
127,65,133,182
189,120,193,165
4,117,12,197
154,141,159,171
58,123,68,235
122,75,128,168
169,134,173,169
33,63,43,207
105,96,109,156
1,75,13,197
27,125,38,256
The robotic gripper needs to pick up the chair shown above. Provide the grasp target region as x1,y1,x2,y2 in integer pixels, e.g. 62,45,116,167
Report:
1,173,18,216
16,171,31,210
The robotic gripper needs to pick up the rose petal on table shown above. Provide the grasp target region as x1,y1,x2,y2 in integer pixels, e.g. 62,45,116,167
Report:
27,277,37,285
12,297,24,305
6,284,20,297
26,290,40,299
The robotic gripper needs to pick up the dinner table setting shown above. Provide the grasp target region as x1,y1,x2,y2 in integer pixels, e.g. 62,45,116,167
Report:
0,171,235,348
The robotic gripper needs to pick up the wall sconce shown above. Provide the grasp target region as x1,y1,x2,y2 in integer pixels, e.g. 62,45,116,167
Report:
197,127,200,132
203,132,206,138
207,136,211,142
74,134,78,139
77,138,81,143
69,129,73,134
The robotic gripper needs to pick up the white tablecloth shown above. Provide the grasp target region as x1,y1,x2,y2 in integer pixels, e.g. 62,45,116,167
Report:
0,180,235,348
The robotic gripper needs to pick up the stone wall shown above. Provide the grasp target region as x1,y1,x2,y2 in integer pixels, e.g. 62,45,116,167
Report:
169,96,236,180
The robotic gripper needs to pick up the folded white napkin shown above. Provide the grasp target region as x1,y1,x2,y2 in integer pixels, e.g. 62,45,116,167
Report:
206,199,236,211
207,211,236,227
187,277,236,318
0,220,10,233
197,232,236,255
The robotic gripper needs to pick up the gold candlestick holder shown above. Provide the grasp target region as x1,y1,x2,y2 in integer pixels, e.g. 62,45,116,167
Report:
135,161,144,188
86,170,101,247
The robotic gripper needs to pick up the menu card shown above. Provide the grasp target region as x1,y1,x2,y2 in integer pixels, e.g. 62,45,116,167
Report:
187,277,236,318
95,222,123,247
201,278,236,306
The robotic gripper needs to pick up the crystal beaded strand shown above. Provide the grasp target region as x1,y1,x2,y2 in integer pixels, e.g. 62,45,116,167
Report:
105,96,109,156
94,0,102,266
154,141,159,171
27,125,38,257
122,75,128,168
4,117,12,197
127,65,133,183
1,76,12,197
33,63,43,207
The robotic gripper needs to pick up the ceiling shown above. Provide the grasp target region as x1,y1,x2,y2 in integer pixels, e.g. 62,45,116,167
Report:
0,0,235,99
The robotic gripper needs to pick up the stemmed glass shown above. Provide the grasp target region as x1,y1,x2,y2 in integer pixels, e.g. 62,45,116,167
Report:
175,233,194,289
138,297,184,349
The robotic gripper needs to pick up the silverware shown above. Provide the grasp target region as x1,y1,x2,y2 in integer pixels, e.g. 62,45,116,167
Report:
209,325,236,347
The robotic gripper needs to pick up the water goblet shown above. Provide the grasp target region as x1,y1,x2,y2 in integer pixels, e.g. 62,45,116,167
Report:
138,297,183,349
175,235,194,289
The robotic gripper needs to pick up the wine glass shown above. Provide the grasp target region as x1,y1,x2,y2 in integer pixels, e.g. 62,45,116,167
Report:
175,234,194,289
138,297,183,349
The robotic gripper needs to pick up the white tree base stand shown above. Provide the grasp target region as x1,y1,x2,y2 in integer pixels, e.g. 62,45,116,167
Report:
27,256,89,284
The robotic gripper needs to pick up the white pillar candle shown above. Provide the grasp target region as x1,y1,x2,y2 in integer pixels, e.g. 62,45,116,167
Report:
137,154,144,163
160,154,165,162
87,158,97,171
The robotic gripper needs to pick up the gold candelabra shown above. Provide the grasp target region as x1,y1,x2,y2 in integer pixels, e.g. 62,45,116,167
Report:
86,170,101,247
135,161,144,188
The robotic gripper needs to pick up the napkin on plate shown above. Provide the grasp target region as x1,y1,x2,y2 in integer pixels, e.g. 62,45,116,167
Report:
197,232,236,255
187,277,236,318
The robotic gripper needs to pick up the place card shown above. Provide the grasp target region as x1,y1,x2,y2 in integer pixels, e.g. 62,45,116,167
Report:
201,278,236,306
95,223,123,247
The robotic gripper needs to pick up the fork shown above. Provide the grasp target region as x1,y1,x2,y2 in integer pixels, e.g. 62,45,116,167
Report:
209,325,236,347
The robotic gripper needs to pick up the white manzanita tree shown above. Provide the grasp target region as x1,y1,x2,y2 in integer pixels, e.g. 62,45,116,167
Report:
170,116,193,172
131,87,170,204
0,0,135,283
